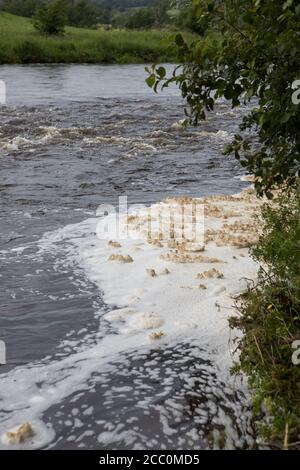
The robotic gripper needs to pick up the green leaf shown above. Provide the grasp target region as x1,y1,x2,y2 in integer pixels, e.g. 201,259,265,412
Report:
156,67,166,79
283,0,293,11
146,74,156,89
175,34,185,47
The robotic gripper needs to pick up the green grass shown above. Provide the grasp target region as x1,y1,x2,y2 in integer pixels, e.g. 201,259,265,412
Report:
0,12,179,64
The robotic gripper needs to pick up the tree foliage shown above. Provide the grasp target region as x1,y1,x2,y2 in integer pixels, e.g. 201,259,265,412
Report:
34,0,67,35
0,0,171,29
1,0,41,17
229,189,300,445
123,8,155,29
66,0,102,27
96,0,152,8
112,0,171,30
151,0,170,28
147,0,300,196
173,0,207,34
1,0,102,27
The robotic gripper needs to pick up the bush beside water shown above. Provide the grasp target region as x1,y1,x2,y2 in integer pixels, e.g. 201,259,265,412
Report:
230,189,300,448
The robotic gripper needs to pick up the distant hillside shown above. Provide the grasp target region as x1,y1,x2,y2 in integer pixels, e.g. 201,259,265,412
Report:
0,1,154,17
94,1,153,8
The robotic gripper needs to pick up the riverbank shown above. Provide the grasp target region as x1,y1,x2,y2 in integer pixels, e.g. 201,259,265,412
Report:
230,188,300,448
0,12,179,64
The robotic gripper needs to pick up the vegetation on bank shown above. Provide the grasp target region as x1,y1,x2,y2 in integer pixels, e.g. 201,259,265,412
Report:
0,0,199,31
1,0,105,28
0,12,179,64
230,190,300,448
148,0,300,447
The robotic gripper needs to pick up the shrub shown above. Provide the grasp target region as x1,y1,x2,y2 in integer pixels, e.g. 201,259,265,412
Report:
33,0,67,36
125,8,156,30
230,189,300,448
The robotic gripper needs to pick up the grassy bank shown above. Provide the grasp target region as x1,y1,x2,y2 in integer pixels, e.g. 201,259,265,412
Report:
0,12,178,64
230,190,300,448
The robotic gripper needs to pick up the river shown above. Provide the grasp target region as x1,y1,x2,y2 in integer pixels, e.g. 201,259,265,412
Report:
0,64,254,450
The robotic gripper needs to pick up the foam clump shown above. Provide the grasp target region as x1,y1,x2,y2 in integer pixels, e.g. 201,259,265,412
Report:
148,239,163,248
171,120,186,131
167,241,205,253
149,331,165,341
163,196,196,206
4,423,34,445
146,267,170,277
129,314,164,330
107,240,122,249
108,254,134,263
161,268,170,275
104,308,135,322
184,243,205,253
198,284,207,290
216,233,258,248
197,269,224,280
146,269,157,278
161,252,221,264
126,215,139,224
222,222,258,233
205,204,239,219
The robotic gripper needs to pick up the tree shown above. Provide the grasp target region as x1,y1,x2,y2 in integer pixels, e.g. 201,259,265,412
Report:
66,0,102,28
34,0,67,36
152,0,170,27
147,0,300,196
173,0,207,34
125,8,155,30
1,0,40,17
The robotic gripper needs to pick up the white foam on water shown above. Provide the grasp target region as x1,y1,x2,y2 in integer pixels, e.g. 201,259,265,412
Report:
0,126,171,157
194,130,234,142
0,189,263,449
